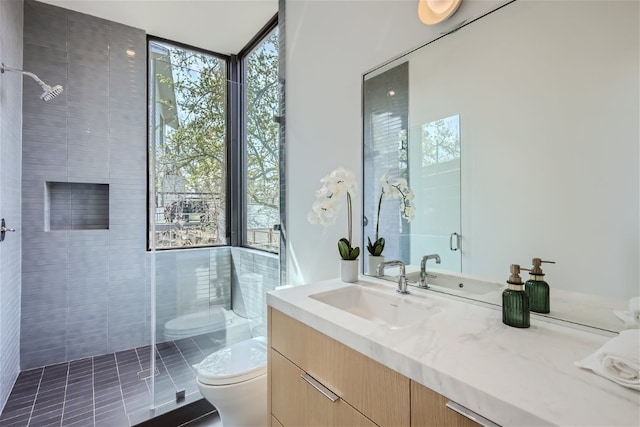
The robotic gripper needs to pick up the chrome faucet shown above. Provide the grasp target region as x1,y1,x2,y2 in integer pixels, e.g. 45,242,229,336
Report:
419,254,441,288
377,260,409,294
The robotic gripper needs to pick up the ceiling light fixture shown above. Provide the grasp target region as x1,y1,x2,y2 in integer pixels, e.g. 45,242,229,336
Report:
418,0,462,25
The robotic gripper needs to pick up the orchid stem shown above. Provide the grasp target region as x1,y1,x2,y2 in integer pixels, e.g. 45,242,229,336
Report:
347,192,352,245
375,190,383,242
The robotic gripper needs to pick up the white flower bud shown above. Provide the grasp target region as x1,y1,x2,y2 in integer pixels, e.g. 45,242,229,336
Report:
307,212,319,224
315,186,329,198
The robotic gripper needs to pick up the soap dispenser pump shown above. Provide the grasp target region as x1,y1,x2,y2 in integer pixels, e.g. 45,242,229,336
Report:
502,264,530,328
525,258,555,314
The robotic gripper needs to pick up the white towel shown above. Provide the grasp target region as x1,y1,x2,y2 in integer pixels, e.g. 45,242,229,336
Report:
575,329,640,391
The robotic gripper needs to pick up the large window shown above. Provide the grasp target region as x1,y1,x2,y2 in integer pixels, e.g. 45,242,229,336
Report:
148,21,280,253
244,26,280,252
148,40,228,249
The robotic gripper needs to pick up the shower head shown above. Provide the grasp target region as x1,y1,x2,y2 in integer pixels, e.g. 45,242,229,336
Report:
1,63,64,102
41,84,64,101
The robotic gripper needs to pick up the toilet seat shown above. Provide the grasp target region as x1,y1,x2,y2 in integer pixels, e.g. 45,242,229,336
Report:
196,336,267,386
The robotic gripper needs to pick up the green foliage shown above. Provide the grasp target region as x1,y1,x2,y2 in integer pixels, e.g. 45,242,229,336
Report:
366,236,385,256
245,30,280,227
153,46,228,205
421,116,460,167
338,238,360,260
151,29,280,248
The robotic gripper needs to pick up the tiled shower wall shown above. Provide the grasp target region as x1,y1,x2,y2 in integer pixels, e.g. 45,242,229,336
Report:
231,247,279,333
0,0,24,409
21,0,148,369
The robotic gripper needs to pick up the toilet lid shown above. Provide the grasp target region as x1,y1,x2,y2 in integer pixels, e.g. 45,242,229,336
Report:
197,337,267,386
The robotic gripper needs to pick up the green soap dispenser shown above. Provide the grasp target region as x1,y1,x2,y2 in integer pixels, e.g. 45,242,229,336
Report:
502,264,530,328
525,258,556,314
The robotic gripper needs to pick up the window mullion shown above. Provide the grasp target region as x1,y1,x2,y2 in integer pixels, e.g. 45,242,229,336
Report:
228,54,244,248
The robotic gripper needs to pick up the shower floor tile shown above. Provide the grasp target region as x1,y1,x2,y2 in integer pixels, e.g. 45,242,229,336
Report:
0,334,223,426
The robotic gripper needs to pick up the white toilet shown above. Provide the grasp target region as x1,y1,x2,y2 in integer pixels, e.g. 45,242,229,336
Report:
195,336,268,426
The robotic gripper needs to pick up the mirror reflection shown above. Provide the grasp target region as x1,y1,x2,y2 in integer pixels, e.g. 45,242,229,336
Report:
362,0,639,332
408,114,461,271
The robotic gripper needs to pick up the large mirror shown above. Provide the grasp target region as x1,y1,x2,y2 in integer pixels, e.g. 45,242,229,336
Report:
363,0,639,332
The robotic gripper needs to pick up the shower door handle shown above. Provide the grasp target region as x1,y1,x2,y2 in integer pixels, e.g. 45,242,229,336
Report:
449,232,460,251
0,218,16,242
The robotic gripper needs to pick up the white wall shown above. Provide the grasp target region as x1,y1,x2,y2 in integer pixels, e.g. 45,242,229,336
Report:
285,0,507,284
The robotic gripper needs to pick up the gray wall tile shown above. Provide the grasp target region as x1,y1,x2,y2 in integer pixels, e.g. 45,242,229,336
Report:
0,0,24,411
231,248,279,328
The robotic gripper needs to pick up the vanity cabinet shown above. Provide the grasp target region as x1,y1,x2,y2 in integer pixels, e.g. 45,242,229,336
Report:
268,308,486,427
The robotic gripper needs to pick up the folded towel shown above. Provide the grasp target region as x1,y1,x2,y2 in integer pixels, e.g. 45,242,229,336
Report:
575,329,640,391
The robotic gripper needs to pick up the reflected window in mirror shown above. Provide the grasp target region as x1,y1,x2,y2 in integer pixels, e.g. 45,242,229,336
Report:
408,114,461,272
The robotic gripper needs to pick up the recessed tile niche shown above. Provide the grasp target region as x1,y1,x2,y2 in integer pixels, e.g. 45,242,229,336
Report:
46,182,109,231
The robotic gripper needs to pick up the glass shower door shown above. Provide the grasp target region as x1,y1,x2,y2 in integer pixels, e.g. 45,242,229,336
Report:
151,248,238,411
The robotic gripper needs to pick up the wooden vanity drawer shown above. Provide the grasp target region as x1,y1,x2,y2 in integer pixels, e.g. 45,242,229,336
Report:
270,308,410,426
271,349,375,427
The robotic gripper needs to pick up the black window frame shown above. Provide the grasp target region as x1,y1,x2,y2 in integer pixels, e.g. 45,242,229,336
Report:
238,14,280,253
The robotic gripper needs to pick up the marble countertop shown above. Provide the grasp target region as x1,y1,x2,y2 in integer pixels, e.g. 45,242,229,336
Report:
267,277,640,427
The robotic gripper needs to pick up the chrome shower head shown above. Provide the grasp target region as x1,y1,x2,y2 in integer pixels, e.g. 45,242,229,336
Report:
41,84,64,101
1,63,64,102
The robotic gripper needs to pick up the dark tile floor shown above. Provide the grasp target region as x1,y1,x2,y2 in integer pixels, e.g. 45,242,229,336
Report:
0,333,226,427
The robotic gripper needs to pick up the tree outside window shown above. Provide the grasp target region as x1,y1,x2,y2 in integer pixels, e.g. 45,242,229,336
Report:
244,28,280,252
149,40,228,249
148,27,280,253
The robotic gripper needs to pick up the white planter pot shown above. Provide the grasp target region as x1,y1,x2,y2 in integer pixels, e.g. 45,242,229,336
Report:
367,255,385,276
340,259,359,283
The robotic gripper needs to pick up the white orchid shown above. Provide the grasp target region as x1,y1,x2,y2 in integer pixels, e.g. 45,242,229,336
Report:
308,167,360,260
380,174,415,221
367,173,416,256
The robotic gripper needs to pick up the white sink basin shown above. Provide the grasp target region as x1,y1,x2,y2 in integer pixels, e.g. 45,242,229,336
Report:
309,285,435,329
406,272,503,296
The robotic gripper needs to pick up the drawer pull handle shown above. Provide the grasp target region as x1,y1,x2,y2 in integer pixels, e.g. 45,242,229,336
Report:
300,373,339,402
446,401,500,427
